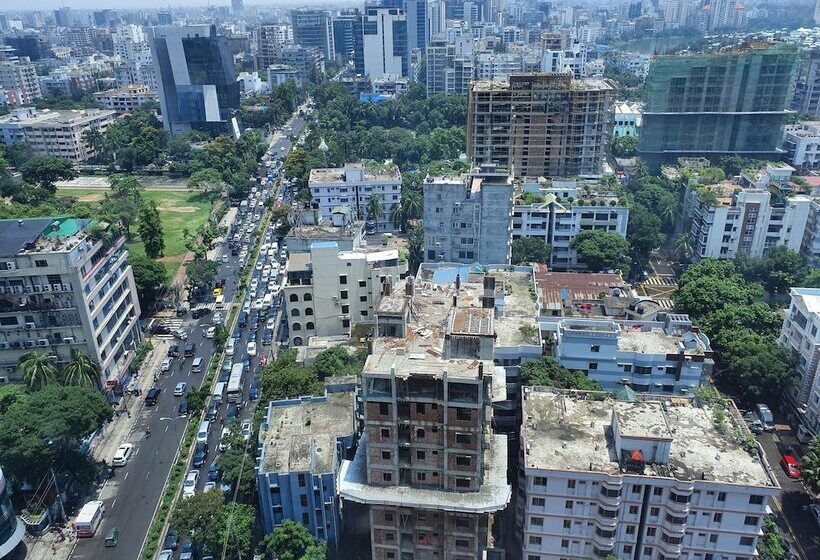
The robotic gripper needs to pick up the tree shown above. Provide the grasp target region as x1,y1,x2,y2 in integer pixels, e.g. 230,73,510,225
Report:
610,135,638,158
6,142,33,168
173,489,253,557
671,233,693,261
18,351,57,391
259,351,322,401
188,168,225,198
511,237,552,265
213,324,229,350
520,357,603,390
300,544,328,560
673,259,763,318
0,386,112,485
62,350,101,389
752,246,807,296
366,194,383,221
138,200,165,258
407,223,424,274
261,520,317,560
220,503,255,559
756,517,787,560
389,201,406,232
130,255,167,310
570,230,631,274
217,426,255,498
20,156,77,195
312,346,366,379
698,303,781,341
800,436,820,495
626,206,665,260
102,175,144,239
719,331,795,406
186,258,218,296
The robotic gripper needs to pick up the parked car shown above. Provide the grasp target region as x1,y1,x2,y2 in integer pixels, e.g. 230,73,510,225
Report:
192,307,212,319
112,443,133,467
208,461,220,481
162,529,178,551
179,542,194,560
241,421,252,441
780,454,801,478
160,357,173,372
168,345,180,358
193,442,208,468
182,470,199,498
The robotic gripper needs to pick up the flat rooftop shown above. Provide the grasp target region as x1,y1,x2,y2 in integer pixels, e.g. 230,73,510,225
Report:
790,287,820,314
522,388,777,488
534,264,628,310
0,217,90,258
363,340,491,381
339,433,511,513
0,108,115,126
286,221,363,240
260,391,356,474
309,162,400,184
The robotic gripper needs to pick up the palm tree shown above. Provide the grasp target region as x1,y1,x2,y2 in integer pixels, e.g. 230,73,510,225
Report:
63,350,101,390
672,233,693,261
402,192,423,221
660,199,677,228
366,194,383,221
81,128,106,160
18,352,57,391
801,436,820,494
390,202,406,232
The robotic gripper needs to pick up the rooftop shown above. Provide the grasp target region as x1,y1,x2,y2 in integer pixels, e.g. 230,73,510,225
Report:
534,264,629,311
0,107,115,126
339,433,511,513
471,73,615,92
0,217,91,258
286,220,364,241
790,287,820,314
259,391,356,474
522,388,778,488
309,161,401,184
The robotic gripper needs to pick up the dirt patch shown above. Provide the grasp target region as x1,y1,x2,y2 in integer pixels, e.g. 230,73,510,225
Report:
74,193,105,202
159,206,198,213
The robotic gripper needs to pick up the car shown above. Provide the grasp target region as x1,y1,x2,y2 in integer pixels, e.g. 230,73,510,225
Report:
266,317,276,331
162,529,178,551
192,307,212,319
168,345,180,358
183,342,195,358
208,461,220,481
213,311,224,324
221,255,229,263
172,328,188,340
178,399,189,416
241,421,252,441
212,287,223,298
179,542,194,560
247,342,257,356
174,382,187,397
204,326,216,339
159,551,173,560
808,504,820,528
112,443,134,467
242,353,251,369
218,369,230,383
160,357,173,372
203,481,217,492
249,378,259,400
248,286,258,299
780,454,801,478
748,419,764,434
226,405,240,423
261,329,273,345
254,297,264,310
205,401,219,421
256,261,263,271
250,277,259,288
150,323,172,335
238,312,248,328
219,427,231,451
193,442,208,468
232,327,242,340
182,470,199,498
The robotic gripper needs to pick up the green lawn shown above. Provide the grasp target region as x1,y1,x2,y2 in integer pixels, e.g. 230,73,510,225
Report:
58,188,213,278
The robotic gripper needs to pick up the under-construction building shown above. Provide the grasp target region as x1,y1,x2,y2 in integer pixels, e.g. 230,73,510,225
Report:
339,271,512,560
467,73,615,178
638,41,798,171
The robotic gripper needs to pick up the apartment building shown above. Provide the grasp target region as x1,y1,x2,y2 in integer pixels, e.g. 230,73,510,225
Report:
551,313,712,395
792,49,820,118
283,241,406,347
683,178,813,261
0,107,115,162
426,37,474,96
422,166,514,265
309,162,401,234
0,218,141,389
0,59,41,108
257,24,284,71
519,388,780,560
362,6,409,80
284,206,364,254
467,73,614,179
291,9,334,61
256,381,358,550
512,179,629,271
782,121,820,171
278,45,325,82
267,65,300,86
39,68,96,99
338,268,513,560
779,287,820,440
93,85,158,114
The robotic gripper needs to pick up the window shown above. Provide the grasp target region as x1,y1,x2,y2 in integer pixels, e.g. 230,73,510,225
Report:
456,408,472,421
416,403,426,414
565,500,573,509
588,362,598,370
298,474,306,487
359,280,366,287
528,536,542,546
290,294,298,302
749,495,764,505
644,547,653,556
455,518,469,529
417,450,426,460
456,456,471,467
382,451,391,460
561,539,569,548
626,525,636,535
300,495,307,507
650,507,659,517
646,527,656,537
379,403,389,415
382,472,392,482
532,497,545,507
303,293,312,301
385,531,394,541
563,519,571,529
718,491,726,501
567,480,576,489
35,260,47,267
534,476,547,486
416,428,425,438
339,275,347,285
456,433,471,444
417,472,426,481
455,538,469,548
740,537,754,546
456,478,470,488
624,545,633,554
385,512,394,522
291,308,300,317
713,513,723,523
709,535,718,543
591,345,600,352
306,322,314,330
340,290,348,300
632,484,642,494
629,505,639,514
653,487,663,496
744,516,759,526
380,428,390,438
305,307,313,316
360,295,368,302
341,304,349,313
531,516,544,526
360,310,368,317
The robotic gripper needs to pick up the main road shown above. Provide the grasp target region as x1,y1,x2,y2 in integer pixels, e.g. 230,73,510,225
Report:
69,103,310,560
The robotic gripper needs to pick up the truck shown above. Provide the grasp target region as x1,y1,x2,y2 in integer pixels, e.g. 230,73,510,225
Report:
226,363,244,403
74,500,105,537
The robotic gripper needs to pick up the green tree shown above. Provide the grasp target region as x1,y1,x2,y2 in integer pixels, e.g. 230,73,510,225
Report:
259,351,322,400
389,201,406,232
102,175,144,239
312,346,366,379
213,324,229,350
6,142,33,168
511,237,552,265
366,194,383,221
802,269,820,288
407,223,424,274
130,255,167,309
520,357,603,390
18,351,57,391
186,258,218,296
800,436,820,495
610,135,638,158
62,350,101,389
718,330,795,405
570,230,631,274
756,517,787,560
698,303,781,341
261,519,317,560
188,168,225,198
627,206,665,260
20,155,78,195
138,200,165,258
671,233,693,261
300,544,328,560
216,425,255,498
173,490,253,557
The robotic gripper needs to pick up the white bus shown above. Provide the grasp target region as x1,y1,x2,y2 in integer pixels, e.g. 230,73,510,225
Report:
74,500,105,537
226,363,244,403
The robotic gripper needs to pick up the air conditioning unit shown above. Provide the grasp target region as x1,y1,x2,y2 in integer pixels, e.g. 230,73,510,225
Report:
10,342,21,349
42,285,51,292
62,337,75,344
24,322,34,330
0,342,9,349
0,286,5,294
13,286,22,294
5,262,15,270
24,286,33,293
36,339,49,347
33,285,42,292
62,283,71,291
24,340,35,348
52,284,62,292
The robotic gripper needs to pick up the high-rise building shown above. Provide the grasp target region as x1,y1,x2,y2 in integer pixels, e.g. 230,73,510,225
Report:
113,25,156,90
149,25,241,137
53,7,73,27
467,73,615,178
93,9,117,28
638,42,798,170
257,24,283,71
426,37,474,96
0,218,142,388
332,11,362,66
4,35,51,62
405,0,428,52
362,7,408,80
291,10,334,61
0,60,42,108
792,49,820,118
0,467,24,558
231,0,244,14
426,0,446,41
519,388,780,560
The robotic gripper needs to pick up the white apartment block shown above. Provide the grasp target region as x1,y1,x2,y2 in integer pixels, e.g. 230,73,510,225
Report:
684,179,813,261
0,107,115,162
519,388,780,560
512,180,629,271
362,7,408,80
0,218,142,389
309,162,401,234
426,37,474,96
283,241,406,347
0,60,41,108
93,85,158,113
782,122,820,171
779,287,820,438
612,101,643,138
475,52,524,80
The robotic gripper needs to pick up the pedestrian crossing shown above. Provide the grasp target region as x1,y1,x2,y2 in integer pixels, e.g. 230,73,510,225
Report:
642,276,678,286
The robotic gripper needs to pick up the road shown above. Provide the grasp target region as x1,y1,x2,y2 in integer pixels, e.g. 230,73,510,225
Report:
70,102,309,560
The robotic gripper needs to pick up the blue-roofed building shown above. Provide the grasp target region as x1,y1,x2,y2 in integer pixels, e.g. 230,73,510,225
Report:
256,380,358,550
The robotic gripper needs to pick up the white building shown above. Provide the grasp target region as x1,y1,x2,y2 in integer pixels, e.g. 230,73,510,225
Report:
782,121,820,172
93,84,158,113
363,6,408,80
475,52,523,80
309,162,402,234
113,25,156,91
520,388,780,560
0,218,142,389
780,287,820,439
612,101,643,138
426,36,474,96
283,241,406,347
0,107,116,162
237,71,266,95
267,64,300,86
0,60,41,108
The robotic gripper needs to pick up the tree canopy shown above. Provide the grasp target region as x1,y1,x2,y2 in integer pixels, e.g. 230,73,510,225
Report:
511,237,552,265
312,346,367,379
520,357,603,390
130,255,168,310
570,230,631,274
261,520,325,560
258,351,322,402
173,490,255,558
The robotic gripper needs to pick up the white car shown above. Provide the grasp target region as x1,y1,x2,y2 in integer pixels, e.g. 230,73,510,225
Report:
203,481,217,492
159,551,173,560
255,261,263,271
250,278,259,289
242,300,251,314
249,287,258,299
266,317,276,331
254,298,264,310
219,427,231,451
174,382,187,397
182,470,199,498
160,357,173,372
241,421,252,441
112,443,134,467
213,312,223,324
221,255,229,263
205,326,216,339
247,342,257,356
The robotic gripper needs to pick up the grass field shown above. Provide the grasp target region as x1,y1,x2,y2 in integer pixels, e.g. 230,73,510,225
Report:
58,188,213,277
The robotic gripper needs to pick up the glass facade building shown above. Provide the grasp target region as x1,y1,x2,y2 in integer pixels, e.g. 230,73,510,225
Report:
291,10,334,61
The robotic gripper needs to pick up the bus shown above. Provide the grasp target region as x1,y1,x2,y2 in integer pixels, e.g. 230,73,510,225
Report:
74,501,105,537
226,363,244,403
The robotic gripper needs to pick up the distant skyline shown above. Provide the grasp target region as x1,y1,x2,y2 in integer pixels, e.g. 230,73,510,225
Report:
3,0,337,10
